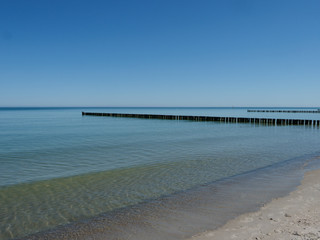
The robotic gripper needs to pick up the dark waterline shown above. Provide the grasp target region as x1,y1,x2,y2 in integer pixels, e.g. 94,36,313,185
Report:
19,153,320,240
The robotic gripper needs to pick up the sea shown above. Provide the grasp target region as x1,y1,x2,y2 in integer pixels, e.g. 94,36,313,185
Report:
1,107,320,240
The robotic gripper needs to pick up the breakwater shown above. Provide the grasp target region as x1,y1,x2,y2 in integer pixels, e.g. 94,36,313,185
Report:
247,109,320,113
82,112,320,126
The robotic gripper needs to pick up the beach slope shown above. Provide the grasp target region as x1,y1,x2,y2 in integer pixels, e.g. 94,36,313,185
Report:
190,169,320,240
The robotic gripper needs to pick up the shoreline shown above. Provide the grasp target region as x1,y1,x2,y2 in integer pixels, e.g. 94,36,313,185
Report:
189,168,320,240
19,155,315,240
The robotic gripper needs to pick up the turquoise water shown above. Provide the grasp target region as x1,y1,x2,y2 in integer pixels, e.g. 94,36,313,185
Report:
1,107,320,239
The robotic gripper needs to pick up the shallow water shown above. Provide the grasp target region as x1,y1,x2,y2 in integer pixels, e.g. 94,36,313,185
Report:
0,107,320,239
17,154,320,240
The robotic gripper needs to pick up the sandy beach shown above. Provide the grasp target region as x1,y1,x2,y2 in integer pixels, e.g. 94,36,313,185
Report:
189,169,320,240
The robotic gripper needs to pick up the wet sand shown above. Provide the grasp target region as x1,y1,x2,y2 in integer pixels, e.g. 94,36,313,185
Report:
16,157,319,240
189,169,320,240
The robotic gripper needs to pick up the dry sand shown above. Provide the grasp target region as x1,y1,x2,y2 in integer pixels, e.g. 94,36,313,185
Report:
189,169,320,240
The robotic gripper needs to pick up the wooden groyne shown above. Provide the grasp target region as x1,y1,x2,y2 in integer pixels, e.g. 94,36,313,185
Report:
247,109,320,113
82,112,320,126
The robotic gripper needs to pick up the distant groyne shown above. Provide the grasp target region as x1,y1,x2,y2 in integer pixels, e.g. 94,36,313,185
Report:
247,109,320,113
82,112,320,127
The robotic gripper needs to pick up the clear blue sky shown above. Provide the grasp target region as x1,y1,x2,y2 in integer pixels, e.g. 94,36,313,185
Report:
1,0,319,107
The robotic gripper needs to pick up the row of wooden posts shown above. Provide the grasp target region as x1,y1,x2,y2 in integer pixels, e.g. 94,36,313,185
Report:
82,112,320,127
247,109,320,113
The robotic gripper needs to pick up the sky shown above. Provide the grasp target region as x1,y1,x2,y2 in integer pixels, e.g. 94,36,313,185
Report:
0,0,319,107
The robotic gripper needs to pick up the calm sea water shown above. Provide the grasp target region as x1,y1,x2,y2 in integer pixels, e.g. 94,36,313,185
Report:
1,107,320,239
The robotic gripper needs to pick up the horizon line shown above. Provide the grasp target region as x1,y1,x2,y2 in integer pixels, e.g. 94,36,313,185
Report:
1,106,320,109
